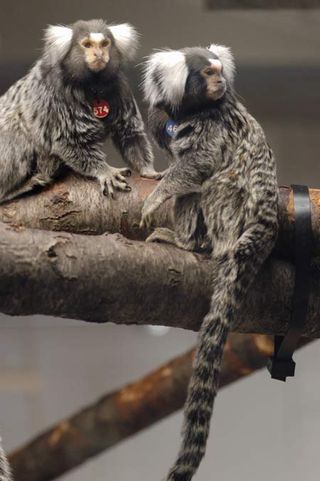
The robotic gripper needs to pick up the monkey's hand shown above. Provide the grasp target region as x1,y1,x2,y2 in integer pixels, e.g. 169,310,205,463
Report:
140,194,163,229
97,166,131,198
139,167,166,180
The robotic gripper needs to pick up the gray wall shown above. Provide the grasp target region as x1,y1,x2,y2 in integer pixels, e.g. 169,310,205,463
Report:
0,2,319,481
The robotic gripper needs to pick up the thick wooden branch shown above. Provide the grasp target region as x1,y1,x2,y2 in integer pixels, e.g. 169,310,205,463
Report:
0,175,319,261
205,0,320,8
10,333,288,481
0,175,171,238
0,220,319,336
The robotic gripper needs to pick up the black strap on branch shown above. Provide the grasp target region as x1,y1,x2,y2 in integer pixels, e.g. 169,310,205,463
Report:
267,184,313,382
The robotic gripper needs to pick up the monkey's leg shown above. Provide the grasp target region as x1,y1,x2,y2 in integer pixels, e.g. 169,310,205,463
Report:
146,194,204,251
146,227,180,246
0,155,63,204
174,193,205,250
0,173,53,203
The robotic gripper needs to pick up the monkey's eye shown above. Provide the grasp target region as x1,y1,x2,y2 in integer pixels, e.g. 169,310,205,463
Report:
203,67,215,76
82,40,92,49
101,39,111,48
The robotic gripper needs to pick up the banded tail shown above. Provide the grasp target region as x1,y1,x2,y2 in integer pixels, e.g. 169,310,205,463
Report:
165,216,277,481
165,254,238,481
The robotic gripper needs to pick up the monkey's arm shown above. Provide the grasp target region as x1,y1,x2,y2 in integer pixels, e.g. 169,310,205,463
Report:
52,139,131,197
148,105,173,154
112,94,162,180
140,145,213,228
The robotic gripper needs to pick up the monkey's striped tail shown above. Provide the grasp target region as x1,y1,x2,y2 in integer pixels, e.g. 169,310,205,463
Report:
164,255,239,481
0,441,12,481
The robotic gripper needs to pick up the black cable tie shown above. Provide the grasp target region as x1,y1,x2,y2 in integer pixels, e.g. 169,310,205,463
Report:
267,184,313,382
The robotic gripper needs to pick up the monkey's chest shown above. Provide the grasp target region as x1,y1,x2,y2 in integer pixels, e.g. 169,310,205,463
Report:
91,100,111,119
87,97,119,135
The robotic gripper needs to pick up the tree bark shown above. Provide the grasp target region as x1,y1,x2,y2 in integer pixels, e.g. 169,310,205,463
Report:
10,333,301,481
0,175,173,238
0,221,319,336
0,176,319,260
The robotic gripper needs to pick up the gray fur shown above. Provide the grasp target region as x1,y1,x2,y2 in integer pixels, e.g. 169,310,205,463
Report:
0,441,12,481
142,46,278,481
0,19,158,203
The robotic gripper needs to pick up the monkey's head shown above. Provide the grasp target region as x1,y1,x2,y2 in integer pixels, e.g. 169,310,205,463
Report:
143,45,235,115
43,19,138,82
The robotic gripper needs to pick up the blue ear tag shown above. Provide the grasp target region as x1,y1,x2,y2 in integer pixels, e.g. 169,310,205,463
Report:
165,119,178,139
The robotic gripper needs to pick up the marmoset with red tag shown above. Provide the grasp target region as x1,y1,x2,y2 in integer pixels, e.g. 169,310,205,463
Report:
0,19,160,202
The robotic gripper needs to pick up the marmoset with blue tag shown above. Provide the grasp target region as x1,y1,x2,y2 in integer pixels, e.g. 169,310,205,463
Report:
141,45,279,481
0,19,161,203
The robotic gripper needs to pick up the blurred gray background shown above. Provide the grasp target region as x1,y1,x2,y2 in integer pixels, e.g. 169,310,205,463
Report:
0,1,320,481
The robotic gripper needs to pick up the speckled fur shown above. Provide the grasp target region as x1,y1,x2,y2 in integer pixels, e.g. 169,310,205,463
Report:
142,46,278,481
0,19,157,203
0,441,12,481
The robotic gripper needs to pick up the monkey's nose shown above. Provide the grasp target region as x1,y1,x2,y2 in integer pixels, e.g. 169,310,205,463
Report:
94,50,104,59
217,77,226,86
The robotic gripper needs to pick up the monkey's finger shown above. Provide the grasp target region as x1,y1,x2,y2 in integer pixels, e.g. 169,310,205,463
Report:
103,180,114,198
118,168,131,178
139,218,148,229
101,181,108,196
141,169,165,180
139,214,147,229
102,184,109,196
114,173,129,183
142,213,153,230
112,179,131,192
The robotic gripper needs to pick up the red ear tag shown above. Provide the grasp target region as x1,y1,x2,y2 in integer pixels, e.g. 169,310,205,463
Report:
92,100,110,119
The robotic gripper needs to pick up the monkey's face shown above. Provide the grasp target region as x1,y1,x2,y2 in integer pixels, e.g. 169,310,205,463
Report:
56,20,138,86
200,61,226,101
143,45,235,115
79,33,111,72
184,53,227,105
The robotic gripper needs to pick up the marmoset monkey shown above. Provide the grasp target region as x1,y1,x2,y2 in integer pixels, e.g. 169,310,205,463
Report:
0,19,160,202
141,45,278,481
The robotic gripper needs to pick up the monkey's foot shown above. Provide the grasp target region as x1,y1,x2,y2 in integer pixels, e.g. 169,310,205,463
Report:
146,227,179,246
139,167,165,180
98,167,131,198
0,173,54,204
32,173,54,187
146,228,198,252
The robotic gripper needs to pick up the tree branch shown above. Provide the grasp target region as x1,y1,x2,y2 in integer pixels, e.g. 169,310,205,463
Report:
0,175,173,238
11,333,302,481
0,220,319,336
0,176,319,261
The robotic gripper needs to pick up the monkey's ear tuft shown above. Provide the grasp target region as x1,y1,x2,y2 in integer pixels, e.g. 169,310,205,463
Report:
43,25,73,66
208,44,235,84
108,23,139,62
143,50,188,108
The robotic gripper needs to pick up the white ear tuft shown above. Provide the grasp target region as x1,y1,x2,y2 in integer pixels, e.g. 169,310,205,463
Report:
109,23,139,62
208,44,235,84
143,50,188,108
43,25,73,66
